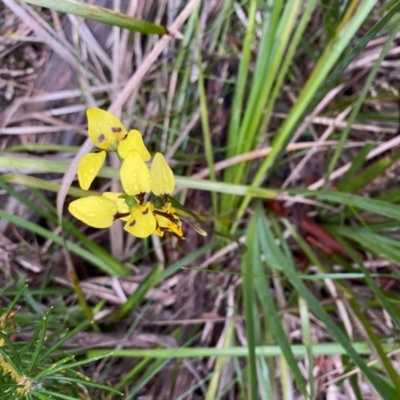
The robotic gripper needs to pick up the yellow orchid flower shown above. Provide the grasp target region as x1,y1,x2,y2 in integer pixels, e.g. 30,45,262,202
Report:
78,108,150,190
150,152,175,196
70,108,189,239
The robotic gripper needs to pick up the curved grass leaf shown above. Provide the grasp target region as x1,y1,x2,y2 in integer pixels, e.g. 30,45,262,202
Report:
241,215,260,400
21,0,168,35
116,264,164,320
88,341,398,359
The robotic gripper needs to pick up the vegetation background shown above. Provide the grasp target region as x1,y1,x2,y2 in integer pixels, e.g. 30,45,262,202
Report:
1,0,400,399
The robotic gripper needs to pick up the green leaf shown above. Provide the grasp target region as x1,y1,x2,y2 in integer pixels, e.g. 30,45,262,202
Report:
336,143,375,191
241,214,260,400
21,0,168,35
117,264,164,320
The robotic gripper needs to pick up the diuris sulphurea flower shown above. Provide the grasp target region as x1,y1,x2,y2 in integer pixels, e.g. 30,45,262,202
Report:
69,108,188,239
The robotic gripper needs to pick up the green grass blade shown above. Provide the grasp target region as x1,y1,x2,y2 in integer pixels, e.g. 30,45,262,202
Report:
0,154,279,199
299,297,314,399
88,341,397,359
197,26,218,218
222,0,258,213
127,358,170,399
336,143,375,191
117,264,164,320
158,243,214,281
27,311,50,374
261,0,318,131
242,215,260,399
225,0,257,159
3,174,87,198
347,296,400,392
21,0,168,35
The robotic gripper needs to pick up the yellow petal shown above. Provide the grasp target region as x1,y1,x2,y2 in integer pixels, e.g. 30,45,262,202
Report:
77,151,106,190
87,108,127,150
124,203,156,238
102,192,129,214
168,222,183,238
118,130,151,161
150,153,175,196
154,205,184,238
120,150,152,195
69,196,118,228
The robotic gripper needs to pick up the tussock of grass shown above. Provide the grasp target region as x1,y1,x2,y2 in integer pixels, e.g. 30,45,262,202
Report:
1,0,400,398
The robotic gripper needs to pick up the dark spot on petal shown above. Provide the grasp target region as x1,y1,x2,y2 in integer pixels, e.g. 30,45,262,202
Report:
112,127,122,133
142,207,149,215
98,134,105,143
129,220,136,227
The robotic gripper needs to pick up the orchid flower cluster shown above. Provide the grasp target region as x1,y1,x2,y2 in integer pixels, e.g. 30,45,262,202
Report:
68,108,184,239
